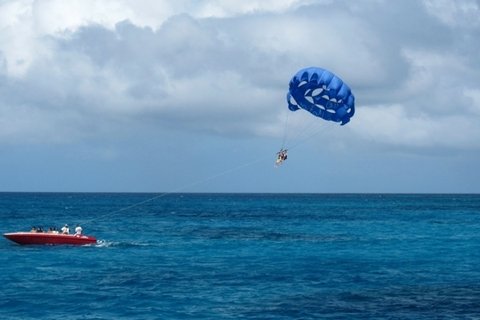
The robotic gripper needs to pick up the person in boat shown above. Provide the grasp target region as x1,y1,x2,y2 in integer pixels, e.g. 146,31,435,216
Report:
74,225,83,236
31,226,37,232
48,227,59,234
61,224,70,234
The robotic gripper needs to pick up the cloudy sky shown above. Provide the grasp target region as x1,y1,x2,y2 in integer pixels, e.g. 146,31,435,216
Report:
0,0,479,193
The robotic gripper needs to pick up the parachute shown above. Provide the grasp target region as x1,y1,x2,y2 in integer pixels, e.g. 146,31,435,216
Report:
287,67,355,125
276,67,355,166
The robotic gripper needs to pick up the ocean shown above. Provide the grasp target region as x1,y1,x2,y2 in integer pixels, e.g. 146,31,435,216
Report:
1,193,479,319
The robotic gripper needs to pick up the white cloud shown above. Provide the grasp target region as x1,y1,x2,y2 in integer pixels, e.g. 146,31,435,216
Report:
423,0,480,28
0,0,316,76
353,104,480,149
464,88,480,116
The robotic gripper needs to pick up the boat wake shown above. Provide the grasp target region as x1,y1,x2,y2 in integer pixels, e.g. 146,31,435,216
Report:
94,239,159,248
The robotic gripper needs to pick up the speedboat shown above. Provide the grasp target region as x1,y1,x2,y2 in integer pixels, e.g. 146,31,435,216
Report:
3,232,97,246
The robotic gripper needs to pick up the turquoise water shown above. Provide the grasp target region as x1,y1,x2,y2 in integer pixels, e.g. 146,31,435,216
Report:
1,193,480,319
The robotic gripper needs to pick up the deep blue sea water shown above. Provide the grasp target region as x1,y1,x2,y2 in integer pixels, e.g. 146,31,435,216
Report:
1,193,480,319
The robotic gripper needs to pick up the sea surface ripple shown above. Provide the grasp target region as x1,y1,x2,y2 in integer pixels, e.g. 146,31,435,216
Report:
1,193,480,319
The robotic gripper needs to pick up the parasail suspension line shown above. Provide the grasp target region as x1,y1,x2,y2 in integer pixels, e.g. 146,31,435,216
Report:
82,154,271,225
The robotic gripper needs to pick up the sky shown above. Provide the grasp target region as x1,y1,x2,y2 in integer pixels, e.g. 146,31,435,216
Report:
0,0,479,193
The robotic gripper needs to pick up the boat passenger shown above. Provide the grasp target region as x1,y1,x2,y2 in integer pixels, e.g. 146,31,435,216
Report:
31,226,37,232
74,225,83,236
61,224,70,234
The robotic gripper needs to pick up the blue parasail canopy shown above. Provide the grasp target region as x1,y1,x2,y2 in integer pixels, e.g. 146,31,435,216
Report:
287,67,355,125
